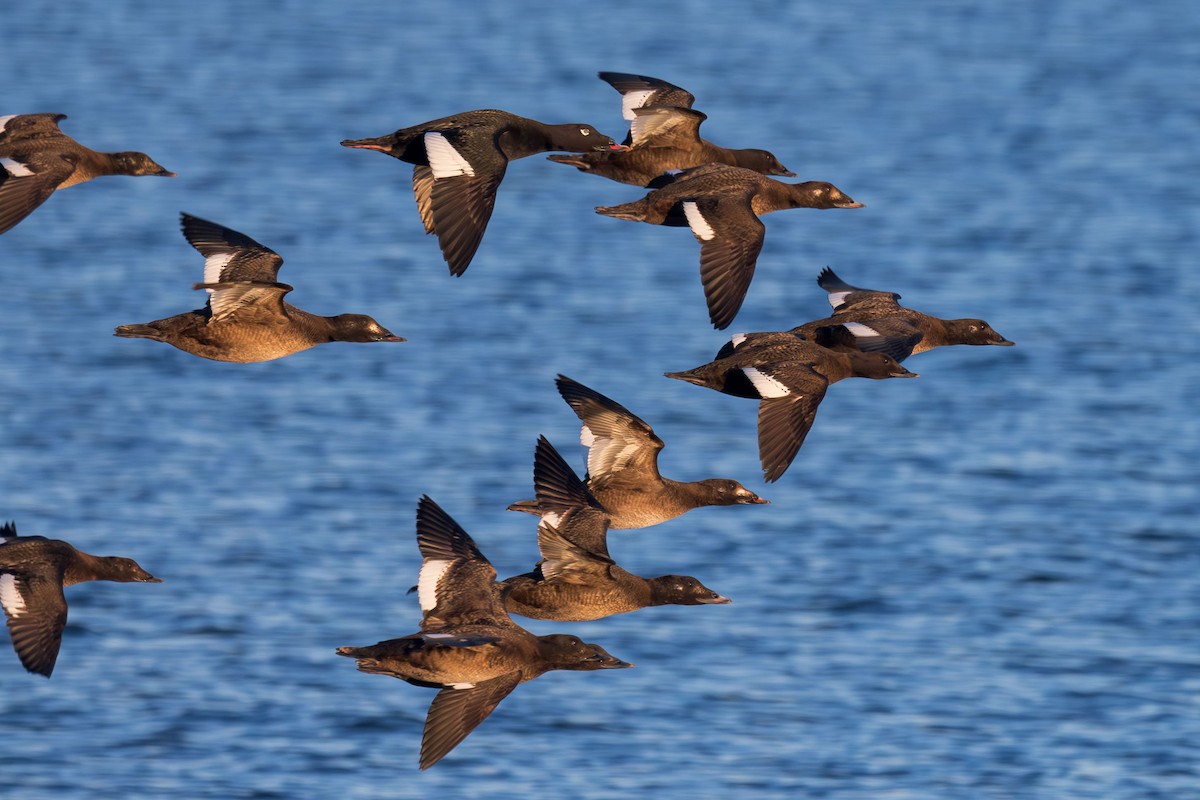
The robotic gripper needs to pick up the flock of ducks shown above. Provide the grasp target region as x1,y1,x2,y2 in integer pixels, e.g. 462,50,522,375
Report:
0,71,1013,770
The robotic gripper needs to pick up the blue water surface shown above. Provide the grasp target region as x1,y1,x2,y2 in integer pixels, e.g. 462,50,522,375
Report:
3,2,1199,798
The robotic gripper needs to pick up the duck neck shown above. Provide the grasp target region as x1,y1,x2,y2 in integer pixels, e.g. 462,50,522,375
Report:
62,549,102,586
815,354,855,384
645,577,677,607
500,121,586,159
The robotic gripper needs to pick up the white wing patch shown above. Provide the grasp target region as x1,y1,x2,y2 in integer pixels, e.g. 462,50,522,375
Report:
579,422,596,448
842,322,880,339
826,290,851,310
730,333,748,348
202,252,236,286
417,558,453,613
0,115,18,133
742,367,791,398
541,511,563,529
683,202,716,241
0,574,26,617
424,132,475,179
621,89,657,120
1,157,35,178
423,632,458,639
448,682,476,690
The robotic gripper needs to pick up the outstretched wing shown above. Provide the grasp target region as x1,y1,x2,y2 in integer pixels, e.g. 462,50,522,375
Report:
0,568,68,677
678,194,765,329
419,672,522,769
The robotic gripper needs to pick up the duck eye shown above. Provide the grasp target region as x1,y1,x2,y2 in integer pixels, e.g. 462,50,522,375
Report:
579,127,591,136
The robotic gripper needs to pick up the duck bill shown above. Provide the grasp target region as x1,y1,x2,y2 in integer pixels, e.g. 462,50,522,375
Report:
700,595,732,605
588,648,634,668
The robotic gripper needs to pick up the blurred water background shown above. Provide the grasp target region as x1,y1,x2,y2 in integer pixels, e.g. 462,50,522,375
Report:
2,1,1198,798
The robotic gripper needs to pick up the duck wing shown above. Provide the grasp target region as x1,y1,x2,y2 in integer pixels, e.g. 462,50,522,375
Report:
811,317,925,362
179,212,293,320
817,267,902,313
0,567,67,677
554,375,665,493
745,362,831,483
420,128,507,275
420,672,523,769
677,193,765,329
415,496,510,630
0,149,76,234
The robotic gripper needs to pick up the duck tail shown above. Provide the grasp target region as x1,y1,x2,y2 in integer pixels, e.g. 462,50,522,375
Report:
505,498,541,516
113,323,165,341
339,136,392,152
595,199,647,221
663,368,712,388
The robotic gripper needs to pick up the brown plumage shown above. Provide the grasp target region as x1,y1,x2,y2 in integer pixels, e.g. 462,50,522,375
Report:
548,105,794,186
0,521,161,677
114,213,404,362
596,164,863,329
502,437,731,621
341,109,624,275
666,335,917,482
596,72,698,134
336,496,631,770
507,375,768,528
0,113,174,234
789,267,1014,361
